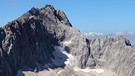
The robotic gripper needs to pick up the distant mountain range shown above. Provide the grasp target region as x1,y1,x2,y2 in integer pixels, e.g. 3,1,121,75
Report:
85,32,135,45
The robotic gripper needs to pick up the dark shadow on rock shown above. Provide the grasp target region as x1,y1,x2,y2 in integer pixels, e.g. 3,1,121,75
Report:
16,70,25,76
0,4,72,76
16,46,68,75
64,46,71,53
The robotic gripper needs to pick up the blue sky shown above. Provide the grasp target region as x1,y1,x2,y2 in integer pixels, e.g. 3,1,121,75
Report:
0,0,135,33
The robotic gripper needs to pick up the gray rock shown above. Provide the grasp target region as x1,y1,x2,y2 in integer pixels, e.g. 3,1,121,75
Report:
0,4,88,76
0,4,74,76
87,36,135,76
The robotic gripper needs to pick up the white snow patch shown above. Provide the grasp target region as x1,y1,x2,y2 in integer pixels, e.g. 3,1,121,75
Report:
56,70,63,75
9,44,13,50
62,51,74,66
53,46,104,75
7,44,13,54
74,66,104,74
63,40,72,45
53,46,75,67
91,69,104,74
51,46,67,67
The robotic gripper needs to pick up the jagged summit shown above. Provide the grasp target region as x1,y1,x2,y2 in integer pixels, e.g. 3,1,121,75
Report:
115,36,131,46
18,4,72,27
0,4,80,76
44,4,55,11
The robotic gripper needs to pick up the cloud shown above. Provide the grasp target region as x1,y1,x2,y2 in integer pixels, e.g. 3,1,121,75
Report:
114,32,135,36
84,32,105,39
84,32,135,45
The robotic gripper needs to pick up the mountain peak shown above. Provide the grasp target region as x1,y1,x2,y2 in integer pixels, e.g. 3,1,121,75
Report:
18,4,72,27
44,4,55,10
115,36,131,46
29,4,55,15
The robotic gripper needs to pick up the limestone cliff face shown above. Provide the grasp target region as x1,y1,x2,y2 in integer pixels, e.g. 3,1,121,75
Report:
88,36,135,76
0,4,135,76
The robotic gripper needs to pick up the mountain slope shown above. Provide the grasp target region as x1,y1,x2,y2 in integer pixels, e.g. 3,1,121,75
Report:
0,4,90,76
89,36,135,76
0,4,134,76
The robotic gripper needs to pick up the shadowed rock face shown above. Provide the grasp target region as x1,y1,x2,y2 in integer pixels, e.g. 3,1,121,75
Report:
0,4,89,76
0,5,73,76
0,4,135,76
